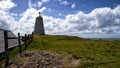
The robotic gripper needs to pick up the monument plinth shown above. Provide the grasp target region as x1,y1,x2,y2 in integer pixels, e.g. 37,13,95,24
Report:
33,12,45,35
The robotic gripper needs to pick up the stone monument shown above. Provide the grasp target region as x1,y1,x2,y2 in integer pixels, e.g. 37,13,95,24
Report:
33,12,45,35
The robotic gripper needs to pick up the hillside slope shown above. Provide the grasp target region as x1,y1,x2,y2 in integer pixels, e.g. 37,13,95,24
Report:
26,35,120,68
1,35,120,68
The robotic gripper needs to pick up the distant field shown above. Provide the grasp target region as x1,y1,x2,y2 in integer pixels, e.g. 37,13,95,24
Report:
0,35,120,68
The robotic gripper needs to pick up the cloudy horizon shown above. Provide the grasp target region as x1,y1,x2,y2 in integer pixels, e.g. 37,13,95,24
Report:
0,0,120,38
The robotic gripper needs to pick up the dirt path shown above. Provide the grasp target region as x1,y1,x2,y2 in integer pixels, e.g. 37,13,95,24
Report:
7,52,80,68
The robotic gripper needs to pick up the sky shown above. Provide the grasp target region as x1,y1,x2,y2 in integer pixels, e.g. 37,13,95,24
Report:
0,0,120,38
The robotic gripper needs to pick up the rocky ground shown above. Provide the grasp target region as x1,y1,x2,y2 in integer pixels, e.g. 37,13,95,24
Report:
7,52,80,68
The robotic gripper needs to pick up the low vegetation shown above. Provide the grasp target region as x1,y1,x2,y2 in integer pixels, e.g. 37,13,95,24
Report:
1,35,120,68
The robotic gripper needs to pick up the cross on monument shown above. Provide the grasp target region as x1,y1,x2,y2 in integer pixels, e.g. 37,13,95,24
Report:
39,12,41,16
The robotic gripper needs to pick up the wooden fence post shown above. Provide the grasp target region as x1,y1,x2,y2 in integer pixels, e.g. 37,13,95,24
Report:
31,33,33,41
3,32,33,67
4,31,9,67
28,34,30,45
30,34,32,43
25,34,27,49
27,34,29,45
18,33,21,54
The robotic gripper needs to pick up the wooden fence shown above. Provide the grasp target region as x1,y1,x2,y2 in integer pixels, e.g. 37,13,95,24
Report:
3,30,33,68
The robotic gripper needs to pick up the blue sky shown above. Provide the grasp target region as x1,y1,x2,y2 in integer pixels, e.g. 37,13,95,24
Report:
10,0,120,18
0,0,120,38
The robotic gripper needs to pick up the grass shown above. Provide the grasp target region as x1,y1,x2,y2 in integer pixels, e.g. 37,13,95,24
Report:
0,43,26,67
0,35,120,68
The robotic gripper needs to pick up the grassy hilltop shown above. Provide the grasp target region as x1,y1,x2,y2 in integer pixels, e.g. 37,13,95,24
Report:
28,35,120,68
1,35,120,68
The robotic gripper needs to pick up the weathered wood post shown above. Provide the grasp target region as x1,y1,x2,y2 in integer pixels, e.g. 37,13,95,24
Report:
27,34,29,45
18,33,22,54
4,31,9,68
25,34,27,49
30,34,32,43
31,32,33,41
28,34,30,45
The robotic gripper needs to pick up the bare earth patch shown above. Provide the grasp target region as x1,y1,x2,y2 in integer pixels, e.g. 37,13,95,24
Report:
7,52,80,68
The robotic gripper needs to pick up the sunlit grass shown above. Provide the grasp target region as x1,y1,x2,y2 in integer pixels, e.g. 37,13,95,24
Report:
27,35,120,68
0,35,120,68
0,44,26,67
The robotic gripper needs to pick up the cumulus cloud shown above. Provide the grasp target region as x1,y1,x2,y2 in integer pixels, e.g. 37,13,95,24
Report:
41,0,50,3
0,0,16,11
12,6,46,35
0,0,120,38
59,0,70,5
71,3,76,9
38,2,42,7
46,8,53,12
28,0,50,8
43,6,120,36
0,0,46,35
0,0,16,30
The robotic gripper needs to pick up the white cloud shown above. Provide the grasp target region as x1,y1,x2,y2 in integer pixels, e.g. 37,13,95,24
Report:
10,13,18,16
59,0,70,5
0,0,47,35
43,6,120,36
58,13,62,16
28,0,40,8
71,3,76,9
40,7,47,12
58,13,65,17
14,7,46,35
0,0,120,38
0,0,16,10
28,0,50,8
38,2,42,7
47,8,52,12
41,0,50,3
0,0,16,30
28,0,32,8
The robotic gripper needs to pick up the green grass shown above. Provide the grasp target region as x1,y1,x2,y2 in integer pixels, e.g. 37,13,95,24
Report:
0,44,26,67
1,35,120,68
27,35,120,68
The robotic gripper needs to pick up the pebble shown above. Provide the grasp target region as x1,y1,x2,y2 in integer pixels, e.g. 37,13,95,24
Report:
7,52,79,68
7,52,62,68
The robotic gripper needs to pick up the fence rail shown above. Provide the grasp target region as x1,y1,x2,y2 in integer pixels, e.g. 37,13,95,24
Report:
3,30,33,68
